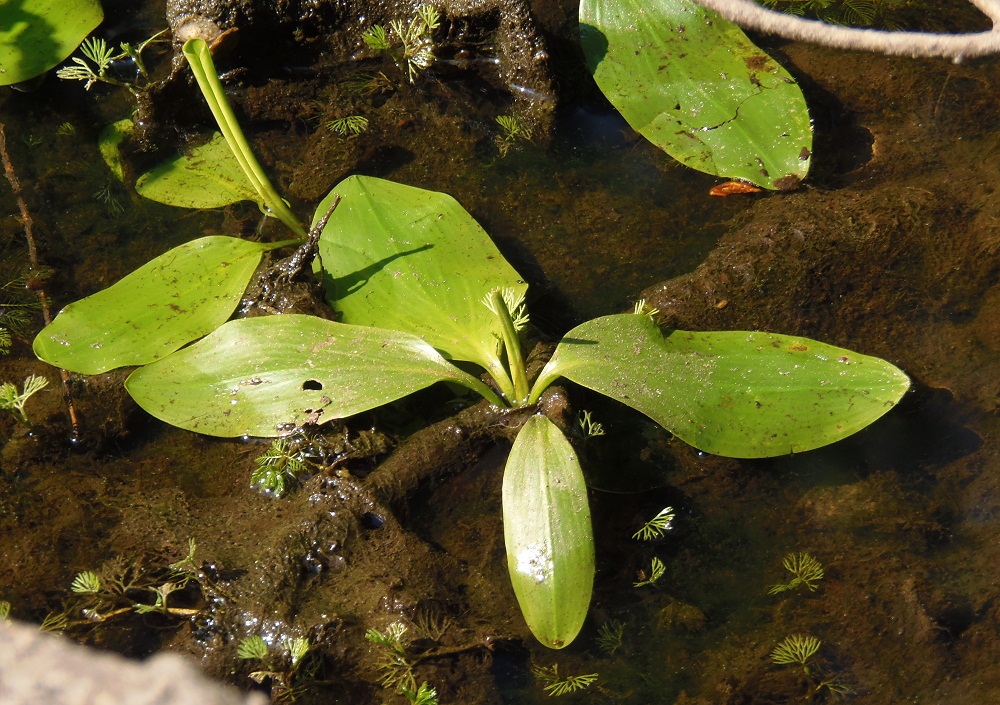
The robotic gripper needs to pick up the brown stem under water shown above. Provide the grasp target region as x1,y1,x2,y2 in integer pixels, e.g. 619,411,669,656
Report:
0,123,80,439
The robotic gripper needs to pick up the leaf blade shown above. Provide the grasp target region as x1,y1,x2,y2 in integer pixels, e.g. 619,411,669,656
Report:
580,0,812,189
315,176,526,375
0,0,103,85
503,415,594,649
125,315,481,437
33,237,273,374
538,314,910,458
135,132,261,209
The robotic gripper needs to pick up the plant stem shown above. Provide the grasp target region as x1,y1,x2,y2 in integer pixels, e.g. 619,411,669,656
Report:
181,39,307,238
489,290,529,405
453,370,505,408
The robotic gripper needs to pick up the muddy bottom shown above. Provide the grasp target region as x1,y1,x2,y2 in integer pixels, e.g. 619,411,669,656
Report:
1,4,999,705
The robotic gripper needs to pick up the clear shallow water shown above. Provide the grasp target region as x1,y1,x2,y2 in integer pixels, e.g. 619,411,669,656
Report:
1,4,999,704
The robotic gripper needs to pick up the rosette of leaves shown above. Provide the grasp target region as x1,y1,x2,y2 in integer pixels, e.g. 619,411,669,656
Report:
34,175,909,648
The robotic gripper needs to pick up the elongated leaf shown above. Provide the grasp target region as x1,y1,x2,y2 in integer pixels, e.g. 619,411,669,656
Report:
136,132,261,209
33,237,283,374
125,315,486,437
315,176,526,377
0,0,102,85
580,0,811,189
534,314,909,458
503,415,594,649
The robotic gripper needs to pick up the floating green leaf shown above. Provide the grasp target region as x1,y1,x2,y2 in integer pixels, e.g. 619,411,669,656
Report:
315,176,527,390
135,132,261,209
503,414,594,648
580,0,811,189
33,236,289,374
125,315,491,437
533,314,909,458
0,0,103,86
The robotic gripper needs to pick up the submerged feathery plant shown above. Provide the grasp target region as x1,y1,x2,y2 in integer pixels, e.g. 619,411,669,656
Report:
531,663,599,696
632,506,675,541
633,557,666,587
771,634,821,675
768,552,825,594
0,374,48,423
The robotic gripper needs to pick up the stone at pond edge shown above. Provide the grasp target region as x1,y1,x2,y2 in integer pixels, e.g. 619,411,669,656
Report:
0,620,267,705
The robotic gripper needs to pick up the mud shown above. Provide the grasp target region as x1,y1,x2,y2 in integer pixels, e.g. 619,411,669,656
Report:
0,3,999,705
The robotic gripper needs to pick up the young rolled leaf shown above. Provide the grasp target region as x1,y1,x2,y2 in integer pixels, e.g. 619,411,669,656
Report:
503,414,594,649
0,0,103,85
125,315,495,437
580,0,811,189
135,132,262,209
314,176,527,389
532,314,909,458
33,237,289,374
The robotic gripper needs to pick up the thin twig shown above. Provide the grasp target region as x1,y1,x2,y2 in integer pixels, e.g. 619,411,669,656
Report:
691,0,1000,62
0,123,80,440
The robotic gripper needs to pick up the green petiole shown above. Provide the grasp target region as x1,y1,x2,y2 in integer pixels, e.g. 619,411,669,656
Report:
182,39,307,238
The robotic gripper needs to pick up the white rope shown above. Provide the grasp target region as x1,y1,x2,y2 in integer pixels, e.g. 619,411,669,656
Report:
689,0,1000,62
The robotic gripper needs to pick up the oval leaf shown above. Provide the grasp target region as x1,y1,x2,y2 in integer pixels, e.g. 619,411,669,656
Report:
536,314,910,458
0,0,103,85
125,315,483,437
580,0,811,189
503,414,594,649
33,237,276,374
314,176,526,376
136,132,261,209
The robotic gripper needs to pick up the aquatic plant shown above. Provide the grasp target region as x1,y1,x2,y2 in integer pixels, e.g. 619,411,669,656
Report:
768,552,825,594
70,570,102,595
34,174,910,648
179,39,307,236
402,682,439,705
363,4,440,84
573,410,605,440
632,507,676,541
531,663,599,696
367,622,419,692
237,635,270,661
326,115,369,137
0,0,103,86
596,619,625,655
40,539,204,634
581,0,812,190
633,557,666,588
238,633,317,700
495,113,533,157
0,374,48,424
251,438,308,497
56,31,166,94
32,27,910,651
771,634,821,675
